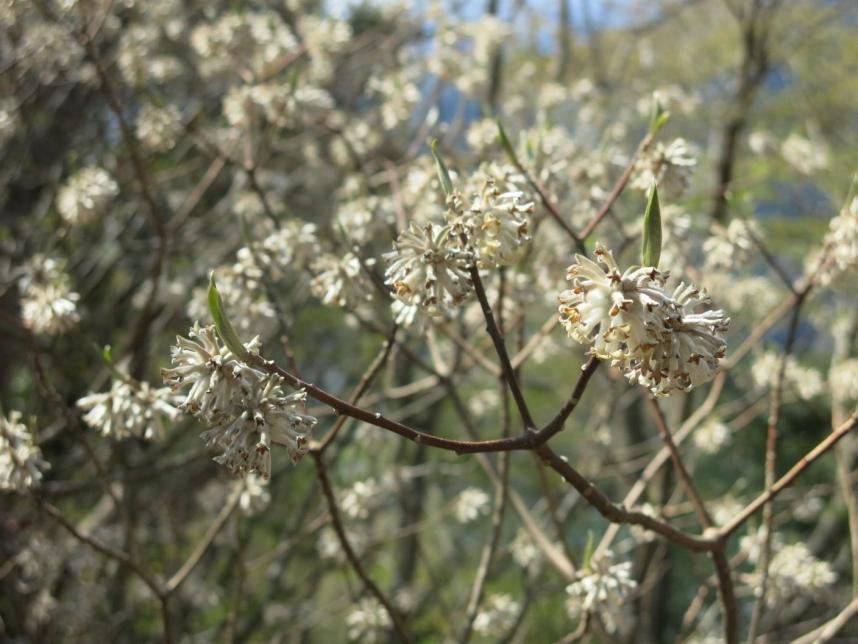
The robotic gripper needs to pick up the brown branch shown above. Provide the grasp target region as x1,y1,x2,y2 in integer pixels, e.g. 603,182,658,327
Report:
748,292,805,640
645,394,713,530
312,452,413,643
578,134,652,241
719,406,858,539
317,328,398,452
165,487,241,595
470,266,536,429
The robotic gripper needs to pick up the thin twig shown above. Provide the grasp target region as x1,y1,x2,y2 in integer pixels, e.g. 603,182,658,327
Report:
578,134,652,240
312,452,413,643
470,266,536,429
165,486,241,594
748,293,805,641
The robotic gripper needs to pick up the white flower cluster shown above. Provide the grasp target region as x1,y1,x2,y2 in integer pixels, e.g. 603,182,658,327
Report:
746,541,837,607
135,103,183,152
190,11,297,79
456,177,535,268
346,597,391,643
310,252,374,311
509,528,543,574
692,418,731,454
162,323,316,478
631,138,696,199
239,472,271,516
565,551,637,633
340,478,381,520
830,359,858,403
117,24,183,87
453,486,491,523
384,174,532,316
56,166,118,226
703,218,761,271
558,245,729,395
781,133,829,175
473,593,520,637
1,410,48,492
76,377,180,441
751,351,824,400
384,222,475,315
820,195,858,282
18,255,80,335
222,84,334,130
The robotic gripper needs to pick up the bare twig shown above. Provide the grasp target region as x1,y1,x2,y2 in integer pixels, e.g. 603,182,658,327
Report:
312,452,413,643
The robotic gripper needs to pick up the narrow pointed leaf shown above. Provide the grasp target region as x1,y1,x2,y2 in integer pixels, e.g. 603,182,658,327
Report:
648,93,671,137
641,183,662,268
496,119,516,164
430,139,454,196
582,530,595,571
208,272,249,359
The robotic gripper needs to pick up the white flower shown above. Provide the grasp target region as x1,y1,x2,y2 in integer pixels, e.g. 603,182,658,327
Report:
162,323,316,477
453,487,491,523
56,166,118,225
627,282,730,395
744,540,837,607
187,265,275,334
464,178,534,268
346,598,391,643
384,222,475,315
77,378,179,441
692,418,731,454
310,252,374,310
18,255,80,335
473,594,520,637
631,138,696,199
135,103,183,152
831,359,858,403
239,473,271,516
1,411,48,492
751,351,823,401
558,245,728,395
191,11,298,79
781,133,829,175
703,218,761,271
818,196,858,283
510,528,542,573
566,551,636,633
340,478,381,520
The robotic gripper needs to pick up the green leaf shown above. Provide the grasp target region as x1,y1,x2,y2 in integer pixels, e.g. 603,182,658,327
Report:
648,93,671,137
582,530,595,571
430,139,454,196
208,272,249,360
496,119,516,165
641,182,662,268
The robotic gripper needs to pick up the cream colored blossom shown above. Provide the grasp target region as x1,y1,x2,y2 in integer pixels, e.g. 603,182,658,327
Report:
56,167,118,225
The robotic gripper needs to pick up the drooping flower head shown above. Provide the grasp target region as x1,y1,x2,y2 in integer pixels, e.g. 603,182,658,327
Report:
558,245,729,395
1,411,48,493
162,323,315,477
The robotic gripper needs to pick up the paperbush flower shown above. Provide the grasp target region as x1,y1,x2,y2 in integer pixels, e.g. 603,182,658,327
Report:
135,103,183,152
18,255,80,336
631,138,696,198
460,178,533,268
162,323,316,477
566,551,637,633
384,222,475,315
558,245,728,395
56,166,118,226
77,378,180,441
1,411,48,492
